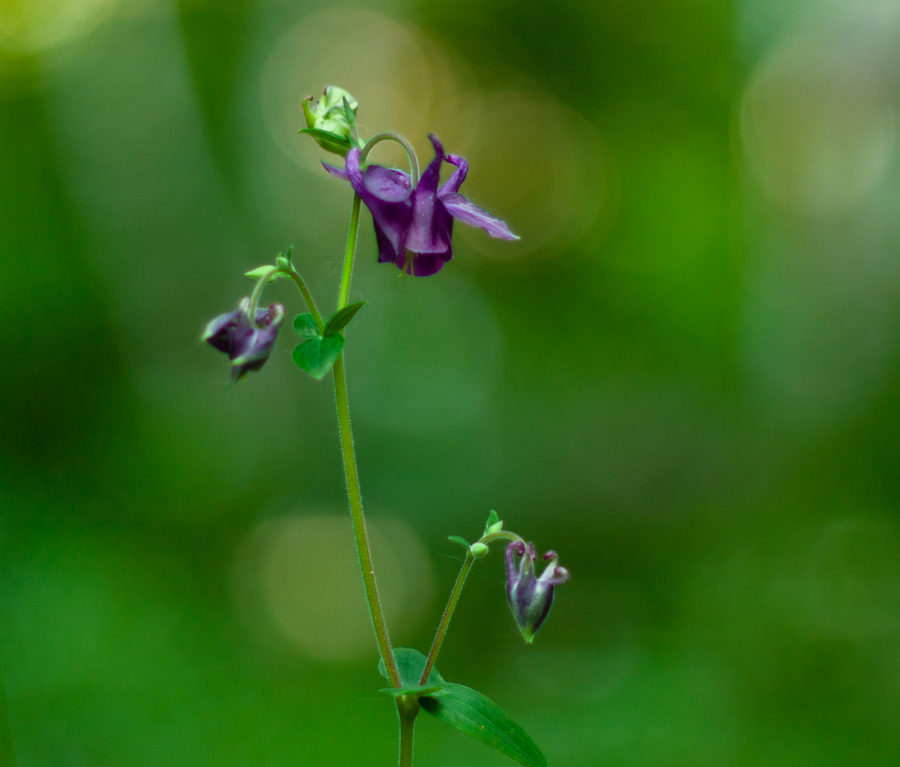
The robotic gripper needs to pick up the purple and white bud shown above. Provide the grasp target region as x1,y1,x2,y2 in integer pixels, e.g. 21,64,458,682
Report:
505,541,570,644
203,298,286,382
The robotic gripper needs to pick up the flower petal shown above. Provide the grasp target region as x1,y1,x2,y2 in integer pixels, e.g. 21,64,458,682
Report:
437,153,468,197
363,165,412,202
321,161,349,180
346,148,411,260
441,193,520,240
403,134,453,255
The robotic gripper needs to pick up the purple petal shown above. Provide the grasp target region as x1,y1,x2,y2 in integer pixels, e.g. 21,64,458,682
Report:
441,193,519,240
346,148,411,260
321,161,348,180
404,251,451,277
403,134,453,256
363,165,412,202
438,153,468,198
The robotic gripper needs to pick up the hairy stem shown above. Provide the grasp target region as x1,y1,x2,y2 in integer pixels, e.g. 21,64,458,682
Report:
338,194,362,311
397,695,419,767
420,551,475,685
333,356,400,686
286,267,324,331
332,194,401,689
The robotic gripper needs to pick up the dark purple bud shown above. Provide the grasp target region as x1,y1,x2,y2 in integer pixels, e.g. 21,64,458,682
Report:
505,541,570,643
202,298,286,382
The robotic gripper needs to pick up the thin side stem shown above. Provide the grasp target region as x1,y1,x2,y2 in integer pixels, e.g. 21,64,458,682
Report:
420,551,475,685
286,267,324,331
333,355,401,688
337,194,361,310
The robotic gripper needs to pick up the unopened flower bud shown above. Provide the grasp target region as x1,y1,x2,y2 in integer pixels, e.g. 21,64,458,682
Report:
505,541,569,643
203,298,286,382
470,542,489,558
301,85,359,156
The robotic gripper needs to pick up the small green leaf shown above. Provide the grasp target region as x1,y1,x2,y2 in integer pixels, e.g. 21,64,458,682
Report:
448,536,470,549
420,684,547,767
298,127,351,149
292,335,344,380
324,301,366,336
485,509,502,534
378,685,443,698
378,647,443,688
341,96,356,129
293,313,320,340
244,266,284,282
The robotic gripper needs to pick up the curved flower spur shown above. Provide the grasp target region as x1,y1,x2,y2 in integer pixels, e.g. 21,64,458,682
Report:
323,134,519,276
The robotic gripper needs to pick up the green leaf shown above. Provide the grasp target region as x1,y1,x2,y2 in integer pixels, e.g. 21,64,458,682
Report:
420,684,547,767
324,301,366,336
293,313,320,339
378,647,443,688
484,509,504,535
448,535,470,549
244,266,284,282
341,96,356,129
292,335,344,380
378,685,443,698
298,127,351,149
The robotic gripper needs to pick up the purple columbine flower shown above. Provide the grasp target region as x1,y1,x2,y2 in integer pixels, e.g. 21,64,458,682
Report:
323,134,519,277
203,298,286,382
506,541,570,643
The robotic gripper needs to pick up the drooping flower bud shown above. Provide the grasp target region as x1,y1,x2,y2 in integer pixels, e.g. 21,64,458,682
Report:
301,85,360,156
203,298,286,382
505,541,569,643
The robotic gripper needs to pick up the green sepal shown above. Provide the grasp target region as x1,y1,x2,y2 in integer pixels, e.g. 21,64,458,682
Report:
276,246,293,270
293,313,320,340
292,335,344,380
342,96,357,133
448,536,470,549
378,685,443,698
298,127,352,155
244,266,285,282
485,509,503,535
324,301,366,336
378,647,443,688
420,684,547,767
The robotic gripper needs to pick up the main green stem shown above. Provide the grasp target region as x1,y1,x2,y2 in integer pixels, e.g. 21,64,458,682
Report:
397,696,419,767
333,193,401,690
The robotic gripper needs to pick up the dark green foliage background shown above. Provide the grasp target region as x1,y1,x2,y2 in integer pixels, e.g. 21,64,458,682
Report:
3,0,900,765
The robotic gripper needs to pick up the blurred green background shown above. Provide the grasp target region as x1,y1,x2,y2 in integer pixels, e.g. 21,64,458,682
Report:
3,0,900,764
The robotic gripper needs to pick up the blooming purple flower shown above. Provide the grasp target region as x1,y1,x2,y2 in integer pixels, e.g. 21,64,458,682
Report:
505,541,570,643
323,134,519,277
203,298,286,382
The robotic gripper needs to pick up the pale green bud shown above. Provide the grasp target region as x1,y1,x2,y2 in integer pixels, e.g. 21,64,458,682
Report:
300,86,360,156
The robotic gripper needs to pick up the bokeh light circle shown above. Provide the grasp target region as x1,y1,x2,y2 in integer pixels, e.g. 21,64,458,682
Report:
458,90,613,264
741,36,895,216
234,513,434,661
0,0,120,55
260,8,478,176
